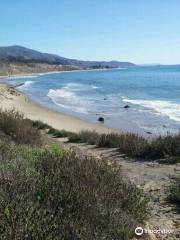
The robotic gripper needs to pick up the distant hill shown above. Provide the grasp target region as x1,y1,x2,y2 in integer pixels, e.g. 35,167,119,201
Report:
0,46,135,68
0,46,135,76
0,46,70,65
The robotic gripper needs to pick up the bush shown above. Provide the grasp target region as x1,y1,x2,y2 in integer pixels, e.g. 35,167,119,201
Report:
68,132,82,142
149,135,180,159
47,128,70,138
170,178,180,207
97,133,123,148
0,144,149,239
32,120,51,130
31,120,72,138
68,130,99,145
68,130,180,161
97,133,148,157
0,109,42,146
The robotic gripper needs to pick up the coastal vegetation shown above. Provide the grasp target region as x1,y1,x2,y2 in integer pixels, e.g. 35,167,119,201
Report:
0,110,149,239
32,120,71,138
31,120,180,163
170,178,180,208
68,130,180,163
0,109,42,146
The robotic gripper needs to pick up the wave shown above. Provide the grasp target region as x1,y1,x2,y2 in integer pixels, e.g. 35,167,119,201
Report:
123,98,180,122
48,89,75,99
9,75,38,79
63,82,99,91
53,102,89,114
91,85,99,89
63,83,87,91
47,88,89,114
47,81,101,114
17,80,34,90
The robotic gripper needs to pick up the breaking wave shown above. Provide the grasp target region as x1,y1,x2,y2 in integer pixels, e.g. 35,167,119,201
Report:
47,88,89,114
123,98,180,122
17,80,34,90
47,82,100,114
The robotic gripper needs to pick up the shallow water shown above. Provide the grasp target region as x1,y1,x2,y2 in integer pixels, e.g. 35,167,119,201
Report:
7,66,180,136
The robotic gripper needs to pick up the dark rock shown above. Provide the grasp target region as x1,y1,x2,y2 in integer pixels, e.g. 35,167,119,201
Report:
163,125,166,128
146,131,152,134
98,117,104,122
124,105,130,109
104,98,107,100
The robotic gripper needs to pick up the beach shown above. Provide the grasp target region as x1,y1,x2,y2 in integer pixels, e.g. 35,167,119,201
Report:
1,65,180,137
0,83,116,133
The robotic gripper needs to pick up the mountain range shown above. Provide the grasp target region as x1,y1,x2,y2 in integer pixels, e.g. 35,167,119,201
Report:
0,46,135,76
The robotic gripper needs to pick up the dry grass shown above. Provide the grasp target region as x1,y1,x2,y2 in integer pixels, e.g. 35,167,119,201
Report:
0,109,42,146
170,178,180,209
68,130,180,162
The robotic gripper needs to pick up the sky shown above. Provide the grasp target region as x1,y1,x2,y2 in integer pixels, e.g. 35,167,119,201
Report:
1,0,180,64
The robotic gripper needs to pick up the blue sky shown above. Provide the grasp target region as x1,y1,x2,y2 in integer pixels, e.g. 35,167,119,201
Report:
1,0,180,64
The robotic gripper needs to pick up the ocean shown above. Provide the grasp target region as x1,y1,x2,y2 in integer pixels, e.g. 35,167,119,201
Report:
6,66,180,136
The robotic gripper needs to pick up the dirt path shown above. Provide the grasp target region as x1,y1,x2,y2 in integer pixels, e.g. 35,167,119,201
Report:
53,138,180,240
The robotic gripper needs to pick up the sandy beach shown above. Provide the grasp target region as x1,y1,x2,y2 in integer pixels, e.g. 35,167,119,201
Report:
0,83,117,133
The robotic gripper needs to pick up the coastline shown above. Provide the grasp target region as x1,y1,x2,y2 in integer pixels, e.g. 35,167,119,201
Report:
0,67,126,79
0,70,156,137
0,83,118,134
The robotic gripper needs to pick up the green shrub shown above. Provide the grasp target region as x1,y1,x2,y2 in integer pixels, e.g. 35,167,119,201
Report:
97,133,122,148
97,133,149,157
68,130,99,145
68,130,180,162
32,120,51,130
47,128,70,138
170,178,180,207
0,109,42,146
0,145,149,239
68,132,82,142
149,135,180,159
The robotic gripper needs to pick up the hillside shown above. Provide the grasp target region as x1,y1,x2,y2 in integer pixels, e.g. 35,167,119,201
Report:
0,45,135,76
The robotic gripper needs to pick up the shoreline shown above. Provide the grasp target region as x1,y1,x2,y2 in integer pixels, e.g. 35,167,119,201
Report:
0,70,156,138
0,83,119,134
0,67,126,80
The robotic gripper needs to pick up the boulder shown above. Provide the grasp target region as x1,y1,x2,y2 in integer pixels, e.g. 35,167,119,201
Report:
124,105,130,109
98,117,104,122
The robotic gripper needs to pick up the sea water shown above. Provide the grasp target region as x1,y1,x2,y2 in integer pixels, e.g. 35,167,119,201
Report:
7,66,180,136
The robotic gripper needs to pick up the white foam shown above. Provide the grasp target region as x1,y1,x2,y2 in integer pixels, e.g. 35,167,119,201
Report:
48,88,75,99
47,88,89,114
91,85,99,89
63,83,99,91
123,98,180,122
63,83,87,91
17,80,34,90
9,75,38,79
